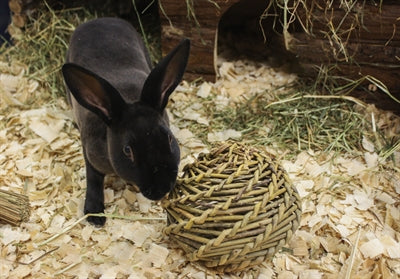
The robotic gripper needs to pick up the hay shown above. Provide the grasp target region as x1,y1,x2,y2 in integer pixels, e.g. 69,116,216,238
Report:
174,58,396,156
0,189,30,225
4,3,93,98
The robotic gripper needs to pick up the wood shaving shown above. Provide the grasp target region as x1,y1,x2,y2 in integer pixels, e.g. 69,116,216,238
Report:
0,56,399,278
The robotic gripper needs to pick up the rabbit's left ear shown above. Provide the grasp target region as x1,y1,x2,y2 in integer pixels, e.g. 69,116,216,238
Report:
140,39,190,111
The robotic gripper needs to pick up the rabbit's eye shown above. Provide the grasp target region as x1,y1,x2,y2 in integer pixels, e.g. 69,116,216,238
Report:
123,145,134,162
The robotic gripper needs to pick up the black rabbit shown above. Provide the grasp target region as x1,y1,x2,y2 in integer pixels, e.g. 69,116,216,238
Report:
62,17,190,226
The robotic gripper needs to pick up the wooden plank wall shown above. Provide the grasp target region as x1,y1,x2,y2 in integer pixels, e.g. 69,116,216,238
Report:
159,0,242,82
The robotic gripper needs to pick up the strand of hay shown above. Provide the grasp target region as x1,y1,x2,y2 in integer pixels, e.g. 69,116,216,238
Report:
162,142,301,272
0,189,30,225
38,213,166,247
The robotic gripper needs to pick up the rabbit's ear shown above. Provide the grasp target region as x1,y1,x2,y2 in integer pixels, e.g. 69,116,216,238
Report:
62,63,125,125
141,39,190,111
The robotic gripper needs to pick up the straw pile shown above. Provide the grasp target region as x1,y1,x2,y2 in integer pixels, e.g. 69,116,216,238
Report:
0,189,30,225
163,142,301,272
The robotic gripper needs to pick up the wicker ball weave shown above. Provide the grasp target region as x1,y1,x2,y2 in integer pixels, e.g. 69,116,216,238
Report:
162,142,302,272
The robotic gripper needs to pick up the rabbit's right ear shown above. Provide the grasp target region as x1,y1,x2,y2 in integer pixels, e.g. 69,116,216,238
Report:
140,39,190,111
62,63,125,125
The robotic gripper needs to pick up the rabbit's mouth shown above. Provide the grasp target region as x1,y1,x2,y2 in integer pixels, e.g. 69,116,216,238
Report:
141,188,168,200
141,181,176,201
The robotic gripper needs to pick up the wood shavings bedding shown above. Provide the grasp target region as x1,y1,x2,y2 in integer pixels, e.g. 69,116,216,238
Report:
0,57,399,279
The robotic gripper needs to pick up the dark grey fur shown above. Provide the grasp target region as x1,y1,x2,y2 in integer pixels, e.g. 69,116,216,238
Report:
62,17,190,226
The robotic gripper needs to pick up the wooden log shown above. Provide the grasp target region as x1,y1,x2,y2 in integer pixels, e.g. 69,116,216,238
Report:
290,34,400,68
299,62,400,112
159,0,244,82
289,0,400,105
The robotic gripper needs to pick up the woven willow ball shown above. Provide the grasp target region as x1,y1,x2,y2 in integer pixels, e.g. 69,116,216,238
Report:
162,142,302,273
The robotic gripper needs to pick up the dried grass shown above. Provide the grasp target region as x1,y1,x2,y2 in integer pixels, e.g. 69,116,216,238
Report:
4,3,94,98
0,190,30,226
182,73,393,157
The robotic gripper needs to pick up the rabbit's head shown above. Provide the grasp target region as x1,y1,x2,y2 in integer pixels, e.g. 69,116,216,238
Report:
63,39,190,200
106,102,181,200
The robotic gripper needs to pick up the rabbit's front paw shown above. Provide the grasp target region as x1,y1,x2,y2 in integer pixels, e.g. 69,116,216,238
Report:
84,202,106,226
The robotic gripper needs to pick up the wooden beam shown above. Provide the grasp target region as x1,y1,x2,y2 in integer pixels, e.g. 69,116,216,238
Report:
159,0,243,82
